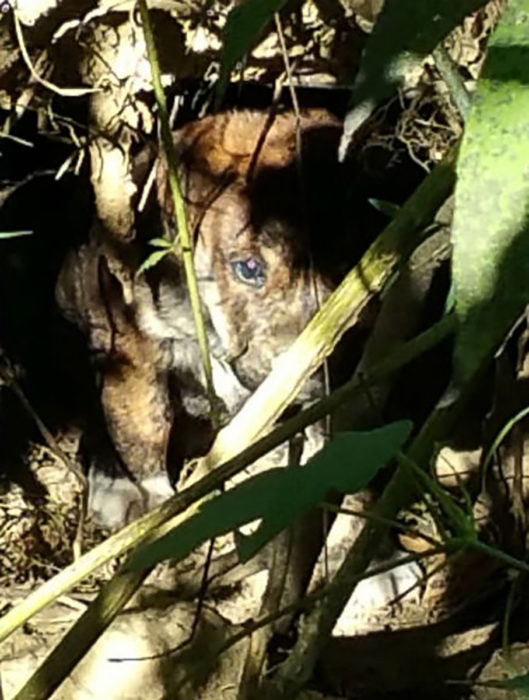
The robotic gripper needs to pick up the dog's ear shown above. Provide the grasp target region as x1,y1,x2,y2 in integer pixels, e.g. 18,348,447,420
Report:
55,245,118,343
97,253,137,338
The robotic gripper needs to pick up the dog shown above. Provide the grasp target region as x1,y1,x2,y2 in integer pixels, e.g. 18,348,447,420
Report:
56,109,376,529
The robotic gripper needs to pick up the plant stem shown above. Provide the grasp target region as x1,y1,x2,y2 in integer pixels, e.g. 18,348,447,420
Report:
138,0,218,424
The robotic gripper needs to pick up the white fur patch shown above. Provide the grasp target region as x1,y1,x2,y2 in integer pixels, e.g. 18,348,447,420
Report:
88,470,144,531
88,469,174,531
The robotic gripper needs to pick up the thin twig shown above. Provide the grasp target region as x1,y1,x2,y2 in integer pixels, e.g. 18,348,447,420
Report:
273,12,333,443
322,502,442,550
12,11,98,97
238,434,304,699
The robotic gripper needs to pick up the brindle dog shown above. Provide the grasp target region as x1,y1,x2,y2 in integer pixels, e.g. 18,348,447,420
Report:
56,109,374,529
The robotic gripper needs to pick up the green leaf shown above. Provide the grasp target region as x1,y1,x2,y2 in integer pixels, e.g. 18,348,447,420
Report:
340,0,490,158
148,237,172,248
124,420,412,571
0,230,33,239
135,248,170,277
237,420,412,561
216,0,288,105
452,0,529,383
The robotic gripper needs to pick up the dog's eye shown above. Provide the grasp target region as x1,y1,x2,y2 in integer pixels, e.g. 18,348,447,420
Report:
231,257,266,288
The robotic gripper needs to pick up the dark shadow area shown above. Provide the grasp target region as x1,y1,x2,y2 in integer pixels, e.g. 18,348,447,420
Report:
318,574,529,699
0,102,105,494
318,596,505,699
485,45,529,85
0,172,95,485
247,121,386,284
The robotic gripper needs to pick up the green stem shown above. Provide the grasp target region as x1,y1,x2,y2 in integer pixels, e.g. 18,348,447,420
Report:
138,0,218,423
433,44,471,120
470,540,529,576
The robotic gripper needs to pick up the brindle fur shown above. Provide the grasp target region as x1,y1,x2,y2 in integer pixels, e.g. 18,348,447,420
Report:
56,109,371,528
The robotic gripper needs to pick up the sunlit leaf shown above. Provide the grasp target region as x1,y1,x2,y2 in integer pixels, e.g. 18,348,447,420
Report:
148,237,172,248
135,248,170,277
452,0,529,382
125,420,412,571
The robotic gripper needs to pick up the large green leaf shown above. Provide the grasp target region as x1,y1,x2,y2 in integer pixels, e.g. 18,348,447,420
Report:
340,0,490,158
452,0,529,383
216,0,288,105
125,420,412,571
